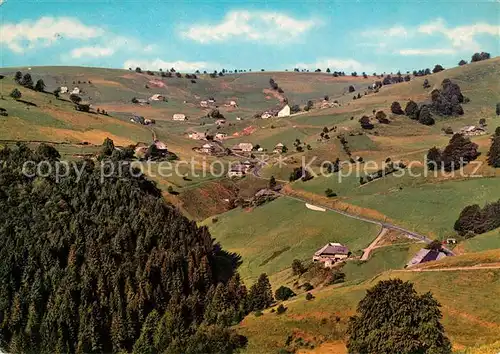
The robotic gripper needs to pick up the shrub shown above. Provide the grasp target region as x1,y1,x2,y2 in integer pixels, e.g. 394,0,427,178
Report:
291,259,306,276
254,310,263,317
275,286,296,301
305,292,314,301
404,100,419,119
276,304,287,314
325,188,337,197
418,105,435,125
359,116,374,129
432,64,445,73
375,111,389,124
302,282,314,291
423,79,431,89
390,101,404,115
9,88,21,99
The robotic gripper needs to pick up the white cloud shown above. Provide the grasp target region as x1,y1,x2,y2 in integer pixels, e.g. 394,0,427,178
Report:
362,25,409,38
71,46,115,58
123,59,217,72
0,16,103,53
182,10,316,43
294,58,373,72
398,48,456,56
418,18,500,51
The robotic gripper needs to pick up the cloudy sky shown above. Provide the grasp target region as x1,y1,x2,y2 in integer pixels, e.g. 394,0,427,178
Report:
1,0,499,73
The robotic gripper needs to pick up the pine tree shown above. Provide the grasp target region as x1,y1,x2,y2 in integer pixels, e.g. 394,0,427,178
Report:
14,71,23,83
10,88,22,100
20,73,34,88
248,274,273,311
34,79,46,92
269,176,276,189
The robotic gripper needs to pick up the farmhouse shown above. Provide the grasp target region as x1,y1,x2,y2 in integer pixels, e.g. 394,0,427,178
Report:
313,243,350,267
154,140,168,151
149,94,165,101
215,119,226,126
200,100,209,108
232,143,253,153
200,143,216,154
71,87,80,95
215,132,227,141
173,113,187,121
460,125,486,136
228,165,246,178
406,249,447,268
188,131,205,140
273,143,285,154
277,104,291,117
261,112,273,119
136,99,149,105
59,86,68,94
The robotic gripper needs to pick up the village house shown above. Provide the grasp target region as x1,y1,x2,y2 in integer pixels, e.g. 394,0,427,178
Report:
154,140,168,151
225,100,238,108
313,243,350,268
240,160,253,172
277,104,291,117
59,86,68,94
261,112,273,119
187,131,205,140
273,143,285,154
215,119,226,126
406,248,447,268
200,100,209,108
149,94,165,101
172,113,187,121
200,143,216,154
136,98,149,105
215,132,228,141
460,125,486,136
232,142,254,153
71,87,80,95
236,116,242,121
228,165,246,178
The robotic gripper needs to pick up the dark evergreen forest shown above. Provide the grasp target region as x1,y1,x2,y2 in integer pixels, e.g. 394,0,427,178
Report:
0,143,248,353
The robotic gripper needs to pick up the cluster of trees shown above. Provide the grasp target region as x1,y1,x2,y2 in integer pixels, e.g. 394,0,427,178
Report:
487,127,500,167
427,133,480,171
269,78,284,93
430,79,467,116
0,144,289,353
347,279,452,353
207,109,225,119
382,73,410,85
402,100,435,125
471,52,491,62
454,199,500,236
413,68,432,77
14,71,46,92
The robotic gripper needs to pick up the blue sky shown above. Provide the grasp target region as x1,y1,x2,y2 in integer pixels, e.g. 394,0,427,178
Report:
1,0,499,73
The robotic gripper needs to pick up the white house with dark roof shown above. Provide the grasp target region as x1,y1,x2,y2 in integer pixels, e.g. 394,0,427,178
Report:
313,243,350,267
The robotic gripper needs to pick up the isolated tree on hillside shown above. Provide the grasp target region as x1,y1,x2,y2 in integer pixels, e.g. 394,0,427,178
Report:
9,88,21,100
248,273,273,311
404,100,419,119
135,67,142,73
496,103,500,116
347,279,452,354
101,137,115,156
348,85,355,93
427,147,442,170
391,101,404,115
291,259,305,276
487,135,500,167
432,64,445,73
275,286,296,301
14,71,22,83
359,116,374,130
34,79,46,92
326,68,331,73
418,105,435,125
423,78,431,88
458,59,467,66
20,73,33,88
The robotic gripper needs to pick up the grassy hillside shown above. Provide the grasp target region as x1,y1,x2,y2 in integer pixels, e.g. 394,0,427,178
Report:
203,196,380,283
237,268,500,354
